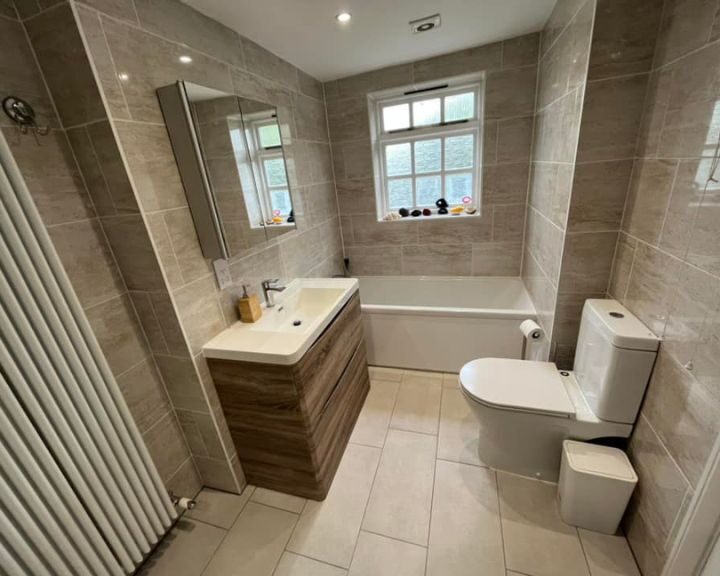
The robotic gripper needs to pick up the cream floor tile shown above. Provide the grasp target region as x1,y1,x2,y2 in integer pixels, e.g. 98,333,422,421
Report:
286,444,382,568
437,388,483,466
350,379,400,448
362,429,436,545
443,373,460,388
498,473,590,576
186,486,253,529
202,502,297,576
369,366,404,382
348,531,427,576
139,519,225,576
427,460,504,576
273,552,347,576
578,529,641,576
390,374,442,435
251,487,306,514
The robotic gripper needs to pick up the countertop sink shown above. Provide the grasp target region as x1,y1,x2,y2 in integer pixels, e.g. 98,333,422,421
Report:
202,278,359,365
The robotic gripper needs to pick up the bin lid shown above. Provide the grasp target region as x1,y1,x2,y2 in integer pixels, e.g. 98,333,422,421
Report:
563,440,638,482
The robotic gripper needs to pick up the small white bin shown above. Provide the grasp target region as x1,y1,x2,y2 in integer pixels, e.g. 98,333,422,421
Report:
559,440,638,535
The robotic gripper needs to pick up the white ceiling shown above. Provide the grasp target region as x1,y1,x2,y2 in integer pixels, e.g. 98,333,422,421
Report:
183,0,557,81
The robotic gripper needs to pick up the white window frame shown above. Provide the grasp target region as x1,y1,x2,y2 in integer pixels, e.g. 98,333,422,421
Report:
242,113,293,225
367,73,485,221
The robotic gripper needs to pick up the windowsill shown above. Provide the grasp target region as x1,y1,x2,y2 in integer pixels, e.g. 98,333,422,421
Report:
377,212,482,223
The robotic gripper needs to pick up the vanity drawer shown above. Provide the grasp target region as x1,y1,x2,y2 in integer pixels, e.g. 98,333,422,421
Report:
309,340,370,497
293,292,363,421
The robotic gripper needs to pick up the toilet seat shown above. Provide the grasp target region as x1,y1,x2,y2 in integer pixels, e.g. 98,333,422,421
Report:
460,358,575,418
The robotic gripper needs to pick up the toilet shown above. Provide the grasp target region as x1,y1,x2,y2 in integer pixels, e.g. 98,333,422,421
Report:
460,299,660,481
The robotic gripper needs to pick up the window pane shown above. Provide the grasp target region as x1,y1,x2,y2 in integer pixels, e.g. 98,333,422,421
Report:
385,143,412,176
414,139,441,174
263,158,288,187
444,92,475,122
270,189,292,215
444,134,474,170
387,178,413,209
412,98,440,127
445,172,473,205
258,124,281,148
383,104,410,132
416,176,442,206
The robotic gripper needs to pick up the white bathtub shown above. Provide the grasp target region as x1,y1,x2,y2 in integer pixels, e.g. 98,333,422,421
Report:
357,276,537,373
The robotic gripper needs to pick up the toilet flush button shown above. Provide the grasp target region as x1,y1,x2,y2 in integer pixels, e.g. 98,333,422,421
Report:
609,312,625,318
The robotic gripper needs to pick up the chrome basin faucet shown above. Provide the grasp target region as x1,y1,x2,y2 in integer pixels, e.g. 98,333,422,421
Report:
261,278,286,307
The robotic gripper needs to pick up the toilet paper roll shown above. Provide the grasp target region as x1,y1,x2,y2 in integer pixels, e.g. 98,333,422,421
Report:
520,319,544,341
177,497,196,511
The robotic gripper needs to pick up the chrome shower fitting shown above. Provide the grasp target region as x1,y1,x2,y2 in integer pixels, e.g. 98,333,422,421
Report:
2,96,49,139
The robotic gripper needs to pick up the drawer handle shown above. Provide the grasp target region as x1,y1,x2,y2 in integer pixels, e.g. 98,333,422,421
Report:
319,345,360,418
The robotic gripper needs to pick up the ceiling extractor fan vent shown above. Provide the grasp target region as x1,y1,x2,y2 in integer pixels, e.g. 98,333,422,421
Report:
410,13,441,34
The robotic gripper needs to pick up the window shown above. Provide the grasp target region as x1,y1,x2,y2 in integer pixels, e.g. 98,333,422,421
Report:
233,112,292,226
368,75,484,219
247,118,292,219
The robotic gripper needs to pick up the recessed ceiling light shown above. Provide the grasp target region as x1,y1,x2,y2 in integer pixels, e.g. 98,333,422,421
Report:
179,55,193,64
336,12,351,23
117,72,129,81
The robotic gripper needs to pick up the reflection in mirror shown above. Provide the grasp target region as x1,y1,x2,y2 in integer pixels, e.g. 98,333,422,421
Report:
158,81,295,261
234,97,295,241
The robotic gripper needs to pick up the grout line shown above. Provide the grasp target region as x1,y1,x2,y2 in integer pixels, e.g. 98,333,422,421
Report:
576,525,594,575
344,428,387,571
424,399,441,574
495,469,510,574
656,161,682,248
358,527,429,549
434,456,491,470
278,550,349,572
538,0,588,63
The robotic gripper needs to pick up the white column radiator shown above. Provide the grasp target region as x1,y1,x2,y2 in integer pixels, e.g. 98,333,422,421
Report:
0,134,176,575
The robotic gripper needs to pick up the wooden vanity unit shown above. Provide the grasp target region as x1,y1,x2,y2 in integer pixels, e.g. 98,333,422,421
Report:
207,292,369,500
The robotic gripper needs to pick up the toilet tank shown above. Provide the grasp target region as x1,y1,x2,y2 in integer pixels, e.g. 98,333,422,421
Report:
573,300,660,424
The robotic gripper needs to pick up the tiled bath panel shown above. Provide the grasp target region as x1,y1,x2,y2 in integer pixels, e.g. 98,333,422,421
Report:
140,369,641,576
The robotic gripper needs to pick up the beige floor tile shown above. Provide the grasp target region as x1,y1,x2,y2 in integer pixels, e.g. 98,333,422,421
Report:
369,366,404,382
350,379,400,448
498,473,590,576
138,519,225,576
443,373,460,388
349,531,427,576
287,444,382,568
390,374,442,435
251,487,306,514
427,460,504,576
202,502,297,576
437,388,483,466
362,429,436,545
186,486,253,529
273,552,347,576
578,529,640,576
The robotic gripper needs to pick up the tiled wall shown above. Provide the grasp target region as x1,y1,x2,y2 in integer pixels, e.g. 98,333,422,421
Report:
1,1,202,497
551,0,663,367
523,0,595,355
70,0,343,489
325,34,539,277
611,1,720,574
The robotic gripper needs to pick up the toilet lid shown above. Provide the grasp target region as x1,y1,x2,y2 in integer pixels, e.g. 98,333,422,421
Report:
460,358,575,418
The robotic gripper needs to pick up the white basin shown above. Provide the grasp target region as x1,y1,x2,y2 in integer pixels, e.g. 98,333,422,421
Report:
202,278,359,365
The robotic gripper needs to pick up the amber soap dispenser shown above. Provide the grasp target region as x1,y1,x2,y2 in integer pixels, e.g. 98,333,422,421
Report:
237,284,262,323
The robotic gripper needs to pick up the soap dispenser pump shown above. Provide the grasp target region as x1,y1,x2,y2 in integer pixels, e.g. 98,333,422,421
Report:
237,284,262,323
